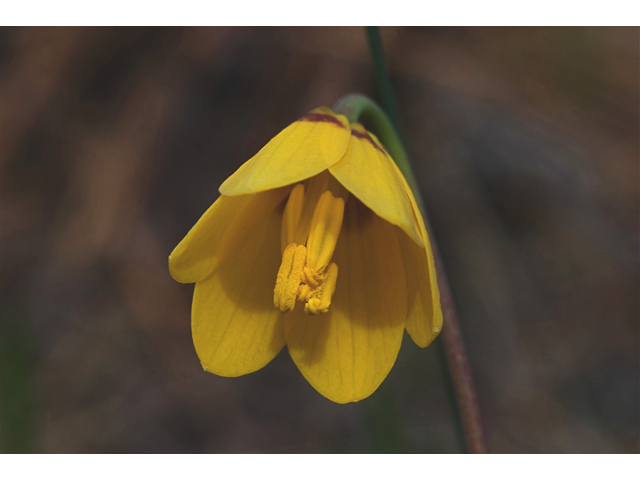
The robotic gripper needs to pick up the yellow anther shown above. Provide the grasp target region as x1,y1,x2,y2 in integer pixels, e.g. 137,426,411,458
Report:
274,179,344,315
274,243,307,313
274,243,296,310
305,262,338,315
285,244,307,311
298,284,313,302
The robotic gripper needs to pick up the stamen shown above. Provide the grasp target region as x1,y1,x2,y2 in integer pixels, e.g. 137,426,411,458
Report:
274,243,307,312
283,244,307,311
274,243,296,310
274,177,345,315
305,262,338,315
306,191,344,272
281,184,305,252
303,266,321,288
292,172,329,246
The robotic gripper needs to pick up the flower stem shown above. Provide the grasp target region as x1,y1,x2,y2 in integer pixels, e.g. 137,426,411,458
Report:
332,94,421,207
334,34,488,453
365,26,402,140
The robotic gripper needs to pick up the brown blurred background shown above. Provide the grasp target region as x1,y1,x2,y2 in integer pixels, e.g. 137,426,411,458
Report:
0,26,638,453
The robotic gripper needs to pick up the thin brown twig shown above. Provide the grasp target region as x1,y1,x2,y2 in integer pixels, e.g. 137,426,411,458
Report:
364,26,489,453
431,236,489,453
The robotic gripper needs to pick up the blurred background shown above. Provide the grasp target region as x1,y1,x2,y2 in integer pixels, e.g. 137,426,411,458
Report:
0,26,637,453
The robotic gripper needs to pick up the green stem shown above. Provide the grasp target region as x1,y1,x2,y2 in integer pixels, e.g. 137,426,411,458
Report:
333,94,421,205
365,27,402,138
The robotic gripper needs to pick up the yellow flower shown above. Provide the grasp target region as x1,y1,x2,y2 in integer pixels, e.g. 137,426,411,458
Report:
169,107,442,404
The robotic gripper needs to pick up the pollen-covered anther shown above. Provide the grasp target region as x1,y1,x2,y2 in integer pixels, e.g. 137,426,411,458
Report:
304,262,338,315
274,185,344,315
274,243,307,313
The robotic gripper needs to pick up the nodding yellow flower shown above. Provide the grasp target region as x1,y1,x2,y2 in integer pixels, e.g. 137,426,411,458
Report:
169,107,442,404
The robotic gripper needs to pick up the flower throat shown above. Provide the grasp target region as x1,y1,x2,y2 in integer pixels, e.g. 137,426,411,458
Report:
273,173,344,315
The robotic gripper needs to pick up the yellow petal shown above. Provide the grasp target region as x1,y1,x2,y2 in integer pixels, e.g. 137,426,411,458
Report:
394,168,443,347
284,199,407,403
329,123,423,247
169,187,291,284
219,107,350,196
398,228,443,348
192,190,286,376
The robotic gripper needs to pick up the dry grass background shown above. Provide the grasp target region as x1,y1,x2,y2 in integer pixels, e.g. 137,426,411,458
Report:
0,26,638,453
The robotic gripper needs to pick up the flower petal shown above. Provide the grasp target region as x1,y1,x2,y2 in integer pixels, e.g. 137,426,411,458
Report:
169,187,291,284
191,190,286,376
394,169,443,347
329,123,423,247
284,199,407,403
398,228,443,348
220,107,350,196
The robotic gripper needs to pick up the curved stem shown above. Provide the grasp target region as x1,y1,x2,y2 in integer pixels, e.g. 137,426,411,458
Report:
334,91,489,454
333,94,421,204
